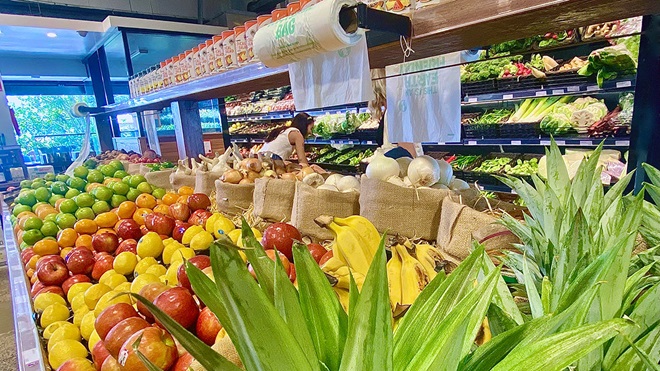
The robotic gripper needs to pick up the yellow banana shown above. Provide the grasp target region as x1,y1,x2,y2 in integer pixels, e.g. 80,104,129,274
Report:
396,244,430,305
332,215,381,260
387,244,403,310
317,217,372,276
328,266,365,290
334,287,350,313
321,256,346,273
414,243,443,280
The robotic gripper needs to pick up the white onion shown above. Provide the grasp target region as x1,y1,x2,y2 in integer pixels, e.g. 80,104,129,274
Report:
396,157,413,178
408,155,441,187
366,154,400,181
337,176,360,192
302,173,325,188
437,159,454,185
449,178,469,190
325,174,344,187
431,183,449,190
317,184,339,192
403,176,413,187
387,176,406,187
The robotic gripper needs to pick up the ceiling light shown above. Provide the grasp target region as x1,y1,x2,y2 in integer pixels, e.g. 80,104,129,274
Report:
46,32,57,38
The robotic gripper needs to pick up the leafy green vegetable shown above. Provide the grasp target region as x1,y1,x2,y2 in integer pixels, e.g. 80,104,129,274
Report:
578,44,638,87
473,157,513,173
469,109,513,124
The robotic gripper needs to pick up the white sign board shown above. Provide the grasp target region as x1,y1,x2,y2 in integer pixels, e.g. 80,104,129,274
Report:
385,53,461,143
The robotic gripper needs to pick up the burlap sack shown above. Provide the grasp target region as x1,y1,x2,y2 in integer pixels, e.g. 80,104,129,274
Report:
449,187,526,218
291,182,360,241
215,180,255,216
120,160,131,173
252,178,296,222
359,178,450,241
170,172,196,191
145,169,175,190
127,163,141,175
437,196,518,263
195,171,223,195
139,164,150,175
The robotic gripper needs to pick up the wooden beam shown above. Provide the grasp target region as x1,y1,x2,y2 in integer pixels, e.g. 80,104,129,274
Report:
369,0,660,68
171,101,205,160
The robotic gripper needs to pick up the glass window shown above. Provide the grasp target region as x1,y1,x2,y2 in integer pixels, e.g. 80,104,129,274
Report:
156,99,222,136
7,95,102,163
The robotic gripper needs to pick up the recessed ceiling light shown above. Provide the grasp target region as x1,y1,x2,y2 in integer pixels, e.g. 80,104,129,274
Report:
46,32,57,38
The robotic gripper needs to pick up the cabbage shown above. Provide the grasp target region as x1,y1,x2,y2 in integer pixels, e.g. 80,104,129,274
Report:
540,112,573,135
585,102,608,121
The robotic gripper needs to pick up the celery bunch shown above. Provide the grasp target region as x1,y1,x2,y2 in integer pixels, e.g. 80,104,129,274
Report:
507,96,573,123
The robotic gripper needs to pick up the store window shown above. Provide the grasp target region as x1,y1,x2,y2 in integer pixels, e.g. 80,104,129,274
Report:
7,95,102,164
157,99,222,136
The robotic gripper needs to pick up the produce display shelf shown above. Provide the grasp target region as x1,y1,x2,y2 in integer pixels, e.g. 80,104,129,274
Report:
226,111,294,123
305,138,379,146
309,163,360,174
1,205,47,371
462,78,635,104
302,104,370,117
422,137,630,147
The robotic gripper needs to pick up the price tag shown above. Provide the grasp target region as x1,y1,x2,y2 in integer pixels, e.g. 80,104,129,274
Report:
580,140,592,146
616,80,632,88
22,348,40,366
552,89,564,95
468,97,478,103
503,94,514,100
535,91,547,97
587,85,599,91
540,140,551,146
364,140,374,145
615,140,629,146
556,140,566,146
566,86,580,92
511,140,522,145
468,140,477,146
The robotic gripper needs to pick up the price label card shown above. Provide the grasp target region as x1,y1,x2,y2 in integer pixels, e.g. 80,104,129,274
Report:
468,140,477,145
552,89,564,95
22,348,40,366
364,140,374,145
566,86,580,92
535,91,547,97
616,80,632,88
587,85,599,91
615,140,629,146
556,140,566,146
468,97,478,103
540,140,551,146
511,140,522,145
580,140,592,146
503,94,514,100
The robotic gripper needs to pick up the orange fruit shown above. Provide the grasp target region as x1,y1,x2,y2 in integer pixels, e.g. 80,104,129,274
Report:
117,201,137,219
16,230,24,245
135,194,157,209
103,178,122,186
17,211,37,220
54,198,66,212
161,193,179,206
178,186,194,196
18,216,34,229
33,239,60,256
36,207,57,220
75,234,93,250
26,268,34,278
14,223,21,235
57,228,78,247
60,247,73,260
132,208,152,226
27,255,40,270
97,228,116,235
94,212,119,228
85,183,102,192
177,195,189,204
153,204,170,216
74,219,98,235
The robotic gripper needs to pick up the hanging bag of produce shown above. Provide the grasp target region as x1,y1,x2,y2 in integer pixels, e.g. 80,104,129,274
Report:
127,163,142,175
252,178,297,223
215,179,255,216
145,169,175,190
195,170,223,195
359,177,450,241
139,164,151,175
291,182,359,240
170,172,196,191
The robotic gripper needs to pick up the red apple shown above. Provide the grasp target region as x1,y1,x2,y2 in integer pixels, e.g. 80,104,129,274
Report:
319,250,333,265
35,285,65,298
187,194,211,211
188,209,212,226
115,239,137,255
21,248,36,265
56,358,94,370
172,352,194,371
92,341,111,371
92,255,115,281
36,255,65,269
115,219,142,241
169,203,190,221
137,282,168,321
36,260,69,286
61,274,91,295
95,303,140,341
261,222,302,261
104,317,150,357
153,287,199,329
172,222,190,243
248,249,292,281
307,243,327,263
100,357,121,371
145,212,176,236
117,327,178,371
65,247,95,275
92,233,119,254
177,255,211,291
30,281,45,297
195,306,222,345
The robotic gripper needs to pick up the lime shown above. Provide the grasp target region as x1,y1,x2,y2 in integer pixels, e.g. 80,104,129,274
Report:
12,204,31,217
136,182,152,194
92,186,113,202
41,221,59,237
109,160,124,171
30,202,46,212
73,166,89,179
43,213,58,223
74,193,95,208
56,213,77,229
111,182,129,196
24,217,43,231
98,165,114,177
44,181,53,187
110,195,127,208
128,175,146,188
151,188,166,200
44,173,56,181
59,199,78,214
30,181,45,190
19,241,29,250
16,192,37,207
55,174,69,183
48,194,64,206
67,177,87,191
113,170,128,179
122,176,131,184
83,159,97,168
34,187,52,202
20,180,32,189
50,181,68,195
126,188,141,202
65,188,80,199
86,170,104,184
75,207,95,220
22,229,44,245
92,201,110,215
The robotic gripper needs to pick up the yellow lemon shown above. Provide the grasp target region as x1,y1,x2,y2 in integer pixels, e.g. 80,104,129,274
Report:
48,325,81,352
73,305,90,326
87,330,101,352
99,269,119,285
213,215,236,238
145,264,167,277
130,273,161,294
115,281,132,293
113,252,138,275
43,321,77,340
67,282,93,303
70,292,87,313
84,283,112,310
162,241,185,265
205,213,222,234
105,273,128,289
137,232,164,258
190,231,214,251
163,237,175,246
165,261,182,285
170,248,195,265
134,256,158,275
182,225,204,245
227,229,242,244
40,303,70,328
94,290,132,316
48,339,87,369
34,292,66,313
80,311,96,341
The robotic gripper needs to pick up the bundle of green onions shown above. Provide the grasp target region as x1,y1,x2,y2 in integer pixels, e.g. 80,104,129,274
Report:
506,96,573,123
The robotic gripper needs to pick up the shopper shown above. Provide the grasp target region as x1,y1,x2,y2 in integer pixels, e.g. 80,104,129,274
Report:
261,112,314,166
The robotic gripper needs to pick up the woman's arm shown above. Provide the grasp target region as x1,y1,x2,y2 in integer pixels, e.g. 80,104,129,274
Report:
289,130,309,166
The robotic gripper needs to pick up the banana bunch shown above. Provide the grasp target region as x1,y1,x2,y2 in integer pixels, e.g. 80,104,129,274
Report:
315,215,380,277
322,255,365,313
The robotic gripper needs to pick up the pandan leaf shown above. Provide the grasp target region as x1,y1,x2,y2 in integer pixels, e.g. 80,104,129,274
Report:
546,138,571,205
609,323,660,370
642,162,660,186
129,292,240,371
135,350,166,371
348,271,359,315
643,182,660,208
571,142,602,208
605,170,635,207
622,334,660,371
582,169,605,235
523,256,543,318
494,175,544,224
482,254,524,326
543,186,563,263
339,235,392,371
293,243,348,371
551,210,590,310
491,318,632,371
